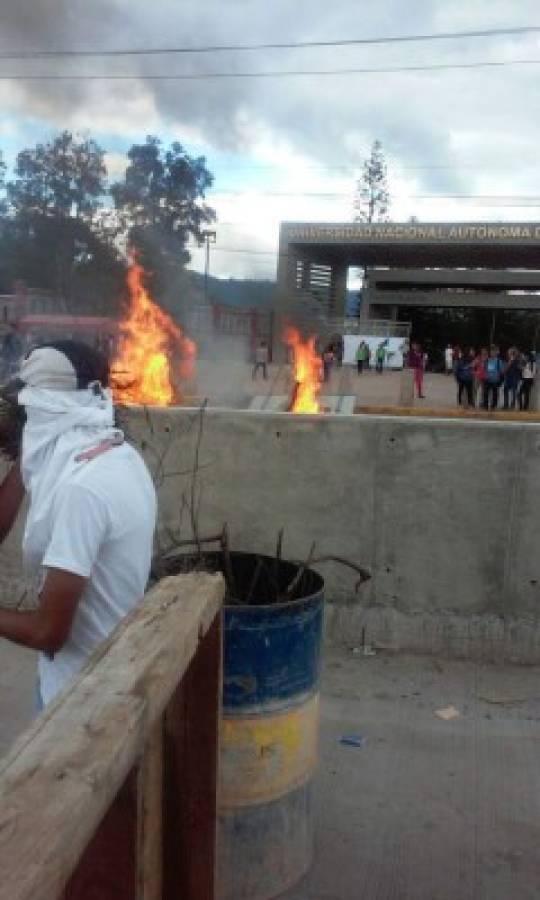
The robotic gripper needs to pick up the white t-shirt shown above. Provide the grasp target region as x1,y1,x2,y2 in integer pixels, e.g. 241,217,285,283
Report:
445,348,453,369
38,442,156,704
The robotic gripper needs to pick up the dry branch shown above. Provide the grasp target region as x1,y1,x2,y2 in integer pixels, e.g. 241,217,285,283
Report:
310,555,372,592
245,557,264,605
189,401,208,557
281,541,317,602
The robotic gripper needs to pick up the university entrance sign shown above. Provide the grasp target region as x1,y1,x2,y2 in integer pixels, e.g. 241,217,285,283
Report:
286,222,540,243
275,221,540,347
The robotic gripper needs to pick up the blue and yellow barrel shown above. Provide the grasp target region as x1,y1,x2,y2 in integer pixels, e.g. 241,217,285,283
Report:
218,553,324,900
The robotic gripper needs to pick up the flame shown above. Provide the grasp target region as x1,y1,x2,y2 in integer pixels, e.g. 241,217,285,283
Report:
284,326,321,414
112,262,196,406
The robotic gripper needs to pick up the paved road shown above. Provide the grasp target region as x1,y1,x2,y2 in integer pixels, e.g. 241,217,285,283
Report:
2,645,540,899
195,361,536,414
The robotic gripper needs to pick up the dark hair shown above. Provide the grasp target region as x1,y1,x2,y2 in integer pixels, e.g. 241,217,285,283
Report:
0,400,25,462
32,340,110,389
0,341,112,462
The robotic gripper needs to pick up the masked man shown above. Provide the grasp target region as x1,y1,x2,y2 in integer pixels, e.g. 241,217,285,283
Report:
0,340,156,707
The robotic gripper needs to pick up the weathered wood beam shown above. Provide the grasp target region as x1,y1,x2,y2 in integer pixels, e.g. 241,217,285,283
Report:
0,573,224,900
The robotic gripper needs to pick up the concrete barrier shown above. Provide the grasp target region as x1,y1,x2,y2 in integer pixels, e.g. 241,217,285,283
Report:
2,407,540,661
122,407,540,663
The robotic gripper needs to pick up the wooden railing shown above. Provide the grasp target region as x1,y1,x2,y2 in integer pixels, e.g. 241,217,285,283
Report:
0,572,224,900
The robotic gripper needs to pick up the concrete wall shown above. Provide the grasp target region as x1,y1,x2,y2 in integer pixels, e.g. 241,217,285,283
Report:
2,408,540,661
123,408,540,663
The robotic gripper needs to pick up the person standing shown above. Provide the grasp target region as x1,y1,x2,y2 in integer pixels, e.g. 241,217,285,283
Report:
334,336,344,368
0,340,156,707
519,352,537,410
473,348,488,408
252,340,269,380
408,342,425,399
322,345,334,383
356,340,366,374
454,349,474,407
445,343,454,375
363,340,370,371
483,345,504,410
503,348,522,409
375,341,386,374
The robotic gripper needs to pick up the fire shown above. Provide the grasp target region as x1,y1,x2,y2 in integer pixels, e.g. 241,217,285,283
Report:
284,326,321,414
112,262,196,406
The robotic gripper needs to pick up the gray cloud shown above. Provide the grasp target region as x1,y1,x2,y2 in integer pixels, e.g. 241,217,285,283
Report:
1,0,539,204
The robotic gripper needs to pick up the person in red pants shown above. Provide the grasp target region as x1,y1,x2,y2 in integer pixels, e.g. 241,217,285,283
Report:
408,342,425,399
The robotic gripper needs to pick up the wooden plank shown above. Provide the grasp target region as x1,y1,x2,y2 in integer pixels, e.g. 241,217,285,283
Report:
137,720,164,900
163,614,222,900
0,573,224,900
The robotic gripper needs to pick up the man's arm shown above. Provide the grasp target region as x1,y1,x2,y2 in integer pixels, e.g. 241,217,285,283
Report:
0,569,85,654
0,462,25,544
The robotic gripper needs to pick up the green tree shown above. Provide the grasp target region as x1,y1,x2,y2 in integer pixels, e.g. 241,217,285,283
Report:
4,132,124,310
354,140,390,223
8,130,106,220
111,136,215,301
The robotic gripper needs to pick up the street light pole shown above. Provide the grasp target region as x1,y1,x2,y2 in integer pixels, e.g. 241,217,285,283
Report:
200,229,217,304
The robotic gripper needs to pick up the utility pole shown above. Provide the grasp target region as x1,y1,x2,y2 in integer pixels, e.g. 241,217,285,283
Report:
200,229,217,304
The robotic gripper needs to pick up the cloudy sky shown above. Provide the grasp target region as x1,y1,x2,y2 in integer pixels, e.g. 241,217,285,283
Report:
1,0,540,281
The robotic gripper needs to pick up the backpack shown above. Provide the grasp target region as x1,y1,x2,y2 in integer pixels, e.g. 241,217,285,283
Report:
485,357,502,384
457,359,473,382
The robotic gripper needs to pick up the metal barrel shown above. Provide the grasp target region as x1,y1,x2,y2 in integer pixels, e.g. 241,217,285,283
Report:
218,552,324,900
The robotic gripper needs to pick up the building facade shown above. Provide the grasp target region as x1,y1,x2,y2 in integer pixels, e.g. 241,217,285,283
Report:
275,221,540,354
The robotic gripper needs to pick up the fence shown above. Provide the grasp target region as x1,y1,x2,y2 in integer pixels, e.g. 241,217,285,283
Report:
0,572,224,900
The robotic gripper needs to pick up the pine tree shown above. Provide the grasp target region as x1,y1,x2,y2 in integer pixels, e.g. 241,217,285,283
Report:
354,140,390,223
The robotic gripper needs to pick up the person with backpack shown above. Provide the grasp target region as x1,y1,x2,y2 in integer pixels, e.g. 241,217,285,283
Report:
503,347,522,410
519,352,537,411
483,345,505,410
454,349,474,407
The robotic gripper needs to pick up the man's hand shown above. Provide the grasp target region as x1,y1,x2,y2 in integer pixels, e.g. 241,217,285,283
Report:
0,462,25,544
0,568,86,654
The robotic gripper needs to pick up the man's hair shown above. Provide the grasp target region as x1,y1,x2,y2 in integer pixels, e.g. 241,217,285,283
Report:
0,340,111,462
32,340,110,388
0,400,25,462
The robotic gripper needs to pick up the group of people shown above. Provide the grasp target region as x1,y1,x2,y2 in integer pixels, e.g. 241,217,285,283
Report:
355,340,389,374
447,344,537,411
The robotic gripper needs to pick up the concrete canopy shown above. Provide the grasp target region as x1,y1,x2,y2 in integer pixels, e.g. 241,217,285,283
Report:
276,222,540,338
279,222,540,269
